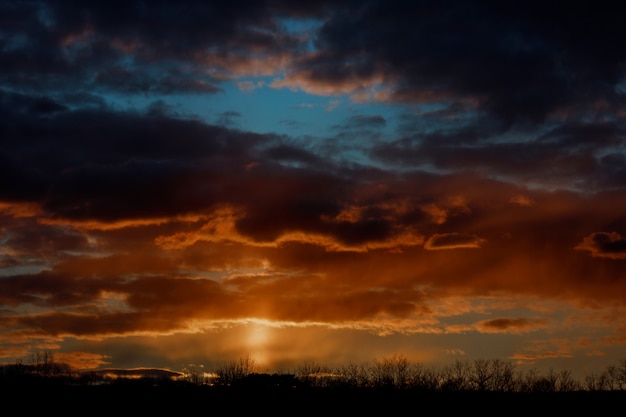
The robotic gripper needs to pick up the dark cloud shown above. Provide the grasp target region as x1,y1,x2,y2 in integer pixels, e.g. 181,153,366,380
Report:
262,143,328,167
4,0,626,127
94,67,222,95
286,0,626,125
0,0,307,96
215,111,242,128
0,90,67,117
476,318,547,333
0,271,104,308
0,216,88,258
0,90,269,220
232,167,347,242
4,0,625,194
328,114,388,145
575,232,626,259
0,90,384,249
371,120,626,191
344,115,387,129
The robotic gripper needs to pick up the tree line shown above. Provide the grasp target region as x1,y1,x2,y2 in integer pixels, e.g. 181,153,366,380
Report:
2,352,626,393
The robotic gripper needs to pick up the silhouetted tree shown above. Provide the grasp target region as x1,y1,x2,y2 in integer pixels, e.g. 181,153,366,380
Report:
366,354,411,389
29,351,74,380
606,359,626,390
0,361,29,383
5,350,626,395
296,360,335,387
440,360,472,391
518,368,566,393
406,363,439,391
471,359,494,390
337,361,369,388
554,369,580,392
466,359,517,391
181,364,209,385
214,355,256,386
237,372,297,390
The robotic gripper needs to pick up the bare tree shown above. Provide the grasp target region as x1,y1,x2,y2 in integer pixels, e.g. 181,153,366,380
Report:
467,358,517,391
489,359,517,392
407,363,440,391
554,369,580,392
518,368,560,393
584,371,612,391
28,351,73,379
440,360,472,391
214,355,256,386
181,364,207,385
606,359,626,390
337,361,368,388
470,359,493,391
296,360,334,387
368,354,412,389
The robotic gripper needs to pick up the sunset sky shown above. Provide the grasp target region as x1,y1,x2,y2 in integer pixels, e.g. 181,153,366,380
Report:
2,0,626,379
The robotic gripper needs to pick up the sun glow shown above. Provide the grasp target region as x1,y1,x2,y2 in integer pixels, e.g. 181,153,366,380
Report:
244,321,273,368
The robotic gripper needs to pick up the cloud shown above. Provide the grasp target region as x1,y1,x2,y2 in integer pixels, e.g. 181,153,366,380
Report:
346,115,386,129
1,91,422,256
333,114,387,132
509,195,535,207
237,80,265,92
511,338,577,363
371,121,626,192
326,99,341,112
0,1,306,96
475,318,548,334
3,91,626,315
270,68,384,99
277,1,626,126
4,2,626,195
4,1,626,131
94,67,222,95
575,232,626,259
54,351,111,370
216,111,242,127
424,233,485,250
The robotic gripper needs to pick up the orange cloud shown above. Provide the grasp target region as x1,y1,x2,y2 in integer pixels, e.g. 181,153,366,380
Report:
574,232,626,259
424,233,486,250
156,205,425,253
0,201,42,218
54,351,111,370
39,214,207,231
269,51,387,97
512,338,577,363
200,51,289,79
509,194,536,207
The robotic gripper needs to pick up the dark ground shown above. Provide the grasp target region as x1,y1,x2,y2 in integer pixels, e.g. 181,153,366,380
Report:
3,382,625,415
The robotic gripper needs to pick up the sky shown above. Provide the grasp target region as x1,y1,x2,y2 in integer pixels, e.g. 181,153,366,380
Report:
1,0,626,379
